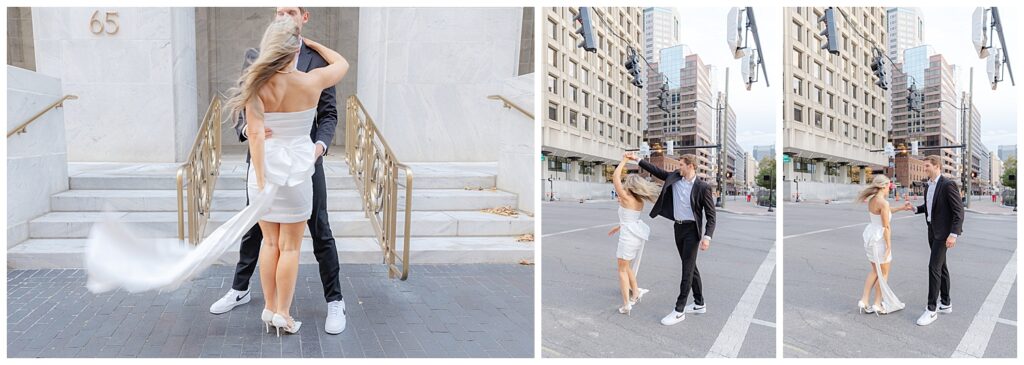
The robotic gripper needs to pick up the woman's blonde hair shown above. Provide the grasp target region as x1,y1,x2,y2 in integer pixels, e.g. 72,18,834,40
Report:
224,17,302,120
857,174,891,202
622,174,661,203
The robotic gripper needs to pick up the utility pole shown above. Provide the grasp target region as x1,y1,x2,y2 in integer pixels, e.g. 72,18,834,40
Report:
964,68,974,208
717,68,729,208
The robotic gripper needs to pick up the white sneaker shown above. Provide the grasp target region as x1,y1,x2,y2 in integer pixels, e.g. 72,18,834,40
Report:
937,302,952,314
325,299,347,334
916,309,938,326
209,289,250,314
684,303,707,314
660,310,686,326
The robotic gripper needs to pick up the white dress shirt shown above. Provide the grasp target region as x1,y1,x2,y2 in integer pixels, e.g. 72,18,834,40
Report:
672,174,712,242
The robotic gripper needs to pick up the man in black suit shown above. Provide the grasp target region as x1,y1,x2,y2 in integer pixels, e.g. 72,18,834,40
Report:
628,152,716,326
208,7,347,335
909,155,964,326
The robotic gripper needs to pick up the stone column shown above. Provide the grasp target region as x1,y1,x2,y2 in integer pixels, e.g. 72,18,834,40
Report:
33,7,197,162
858,165,868,185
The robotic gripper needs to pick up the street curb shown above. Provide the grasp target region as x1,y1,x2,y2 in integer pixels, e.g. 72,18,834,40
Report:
719,208,776,216
966,208,1017,216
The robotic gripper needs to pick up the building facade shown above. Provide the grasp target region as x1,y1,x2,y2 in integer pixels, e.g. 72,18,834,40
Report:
886,7,924,64
646,49,716,179
753,144,776,163
783,7,889,200
643,7,680,65
991,152,1003,190
542,7,645,198
998,145,1017,161
744,152,759,191
890,47,960,177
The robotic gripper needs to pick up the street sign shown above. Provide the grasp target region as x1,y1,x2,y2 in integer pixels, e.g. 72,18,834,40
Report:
783,155,791,163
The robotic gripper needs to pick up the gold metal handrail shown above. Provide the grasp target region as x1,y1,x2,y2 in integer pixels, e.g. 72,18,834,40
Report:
7,95,78,138
177,97,223,244
487,94,533,120
345,95,412,280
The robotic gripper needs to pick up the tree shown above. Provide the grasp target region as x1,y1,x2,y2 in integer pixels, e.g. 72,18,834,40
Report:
756,156,776,190
1001,156,1016,189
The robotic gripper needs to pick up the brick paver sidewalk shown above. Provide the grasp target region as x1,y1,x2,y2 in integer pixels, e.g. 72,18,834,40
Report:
7,264,533,358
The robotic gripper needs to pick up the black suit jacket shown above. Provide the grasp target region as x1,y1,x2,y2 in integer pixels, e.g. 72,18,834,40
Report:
234,42,338,165
637,159,717,239
915,175,964,240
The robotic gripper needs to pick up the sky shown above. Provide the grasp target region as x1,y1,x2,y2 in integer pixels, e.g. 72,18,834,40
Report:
673,7,781,154
919,7,1017,152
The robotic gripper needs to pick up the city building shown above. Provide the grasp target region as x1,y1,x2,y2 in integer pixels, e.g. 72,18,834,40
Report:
890,46,960,177
643,7,680,64
968,103,988,194
998,145,1017,161
991,151,1003,190
886,7,924,64
542,7,646,199
646,49,716,180
891,154,928,195
783,7,889,201
744,151,758,191
753,144,776,163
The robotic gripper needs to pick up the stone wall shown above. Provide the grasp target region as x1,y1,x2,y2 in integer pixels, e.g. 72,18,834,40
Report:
32,7,198,162
356,7,526,162
7,66,69,247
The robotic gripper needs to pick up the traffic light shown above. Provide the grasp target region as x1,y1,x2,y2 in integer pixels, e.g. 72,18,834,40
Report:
574,7,597,53
870,54,889,90
906,84,922,112
624,47,643,88
819,7,839,54
658,81,669,112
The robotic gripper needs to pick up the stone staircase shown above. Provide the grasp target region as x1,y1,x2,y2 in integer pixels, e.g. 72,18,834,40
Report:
8,154,534,269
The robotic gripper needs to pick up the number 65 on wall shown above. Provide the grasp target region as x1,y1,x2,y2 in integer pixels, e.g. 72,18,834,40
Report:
89,10,119,35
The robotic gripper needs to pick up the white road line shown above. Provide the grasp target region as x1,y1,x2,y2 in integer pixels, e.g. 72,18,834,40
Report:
783,216,914,239
750,318,776,328
952,250,1017,358
706,243,776,358
541,223,618,238
995,318,1017,327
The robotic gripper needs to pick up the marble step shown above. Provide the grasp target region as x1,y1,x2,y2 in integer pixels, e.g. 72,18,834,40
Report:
7,236,535,269
29,210,534,239
50,189,518,212
67,161,497,190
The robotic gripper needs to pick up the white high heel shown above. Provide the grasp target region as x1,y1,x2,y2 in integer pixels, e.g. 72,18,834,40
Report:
857,300,875,314
872,304,885,315
629,288,650,306
271,313,302,336
618,303,633,316
261,309,274,333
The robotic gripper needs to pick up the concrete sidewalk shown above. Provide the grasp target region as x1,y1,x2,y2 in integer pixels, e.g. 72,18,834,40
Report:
7,264,534,358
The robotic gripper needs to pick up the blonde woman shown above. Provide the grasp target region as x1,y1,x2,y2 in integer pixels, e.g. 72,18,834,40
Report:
857,174,910,315
223,17,349,335
608,153,660,315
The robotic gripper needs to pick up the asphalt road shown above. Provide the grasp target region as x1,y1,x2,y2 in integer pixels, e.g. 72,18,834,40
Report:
782,201,1016,358
541,200,776,358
